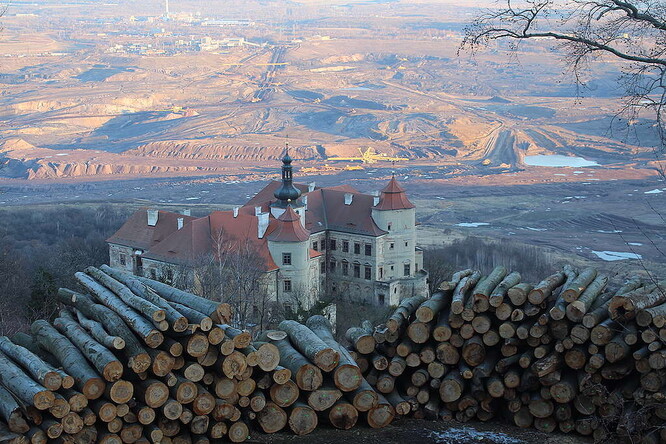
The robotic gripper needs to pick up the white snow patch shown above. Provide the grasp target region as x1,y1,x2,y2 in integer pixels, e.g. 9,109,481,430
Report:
456,223,490,228
56,153,69,156
185,197,200,201
430,428,525,444
596,230,622,234
592,251,642,261
628,242,643,246
645,189,663,194
526,227,547,231
524,155,598,167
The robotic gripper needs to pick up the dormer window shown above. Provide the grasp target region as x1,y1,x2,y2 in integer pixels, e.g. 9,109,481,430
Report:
282,252,292,265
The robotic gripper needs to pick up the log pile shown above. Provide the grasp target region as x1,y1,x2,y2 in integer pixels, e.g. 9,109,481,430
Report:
0,265,391,443
1,263,664,443
0,265,280,443
346,267,666,443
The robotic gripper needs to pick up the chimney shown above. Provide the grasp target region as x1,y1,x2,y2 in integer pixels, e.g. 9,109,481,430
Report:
344,193,353,205
308,182,316,192
147,209,159,227
233,207,239,218
302,195,308,210
257,212,269,239
181,209,191,216
255,206,262,216
177,217,184,230
372,190,380,206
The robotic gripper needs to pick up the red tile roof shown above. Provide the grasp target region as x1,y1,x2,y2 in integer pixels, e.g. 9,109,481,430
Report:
267,207,310,242
107,209,196,250
304,188,386,236
373,176,415,211
142,211,279,271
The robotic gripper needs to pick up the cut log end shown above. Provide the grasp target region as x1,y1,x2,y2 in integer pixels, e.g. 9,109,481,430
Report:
102,361,124,382
82,378,106,400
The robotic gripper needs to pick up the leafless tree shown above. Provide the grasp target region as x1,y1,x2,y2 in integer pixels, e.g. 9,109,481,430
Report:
461,0,666,178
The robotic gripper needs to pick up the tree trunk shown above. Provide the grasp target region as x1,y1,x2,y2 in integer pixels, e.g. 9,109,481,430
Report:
0,384,29,433
528,271,566,305
328,400,358,430
416,291,452,323
306,316,363,393
366,394,394,429
562,268,597,303
56,289,151,373
53,316,123,382
257,333,322,391
508,283,533,306
472,266,508,311
278,320,340,372
30,320,104,400
256,402,287,434
489,272,521,307
99,265,189,332
451,272,481,315
269,380,299,408
0,337,64,391
74,273,163,348
566,275,608,322
287,402,317,436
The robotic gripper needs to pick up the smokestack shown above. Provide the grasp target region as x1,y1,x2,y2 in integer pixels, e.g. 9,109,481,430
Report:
233,207,239,218
344,193,353,205
308,182,316,192
177,217,184,230
255,206,262,216
147,209,159,227
372,191,380,206
302,195,308,210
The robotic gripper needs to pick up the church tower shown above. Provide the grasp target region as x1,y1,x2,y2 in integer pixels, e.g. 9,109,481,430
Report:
271,145,305,224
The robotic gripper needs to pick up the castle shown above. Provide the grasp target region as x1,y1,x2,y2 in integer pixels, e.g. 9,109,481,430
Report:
107,153,428,311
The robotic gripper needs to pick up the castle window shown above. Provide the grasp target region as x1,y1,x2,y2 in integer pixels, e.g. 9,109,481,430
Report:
312,242,318,251
119,254,127,266
388,223,392,231
365,244,372,256
342,240,349,253
404,264,411,277
320,240,326,251
342,261,349,276
282,252,292,265
329,259,337,273
330,239,337,251
354,242,361,255
150,268,157,280
405,241,409,247
390,243,394,250
284,280,292,292
364,266,372,280
353,263,361,278
379,267,383,279
165,268,173,283
378,294,385,305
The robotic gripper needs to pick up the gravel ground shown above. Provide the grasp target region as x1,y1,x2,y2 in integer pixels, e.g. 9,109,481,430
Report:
250,419,593,444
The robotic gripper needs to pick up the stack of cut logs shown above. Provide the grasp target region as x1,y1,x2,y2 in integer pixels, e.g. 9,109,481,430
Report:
1,264,664,444
0,264,391,444
345,266,666,443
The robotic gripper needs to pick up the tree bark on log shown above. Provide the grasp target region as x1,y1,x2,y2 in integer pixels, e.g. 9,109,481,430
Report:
0,337,64,391
489,272,521,308
562,268,597,303
278,320,339,372
53,316,123,383
529,271,566,305
451,272,482,315
472,266,508,312
74,273,163,348
56,289,151,373
0,384,29,433
416,291,452,323
257,332,322,391
306,316,363,393
566,275,608,322
30,320,105,400
99,265,188,332
387,295,429,332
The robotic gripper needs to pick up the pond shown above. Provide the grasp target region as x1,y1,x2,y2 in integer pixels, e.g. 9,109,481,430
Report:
524,155,599,168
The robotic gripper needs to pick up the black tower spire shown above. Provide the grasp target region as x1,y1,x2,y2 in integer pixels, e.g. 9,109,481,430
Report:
273,143,301,205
